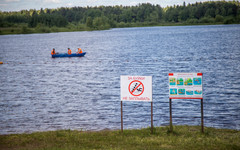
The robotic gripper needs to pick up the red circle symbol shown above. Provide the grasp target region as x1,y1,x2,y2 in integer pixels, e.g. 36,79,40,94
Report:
128,80,144,96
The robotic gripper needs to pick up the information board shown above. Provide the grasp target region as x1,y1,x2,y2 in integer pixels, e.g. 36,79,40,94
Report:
121,76,152,102
169,73,203,99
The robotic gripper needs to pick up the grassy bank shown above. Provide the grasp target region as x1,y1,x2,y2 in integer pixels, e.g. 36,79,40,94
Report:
0,23,90,35
1,22,237,35
0,126,239,150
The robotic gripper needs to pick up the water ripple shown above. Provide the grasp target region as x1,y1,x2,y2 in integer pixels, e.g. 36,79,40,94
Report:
0,25,240,134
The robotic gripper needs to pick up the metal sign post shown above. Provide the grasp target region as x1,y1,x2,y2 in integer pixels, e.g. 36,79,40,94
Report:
201,98,204,133
121,101,123,133
120,76,153,134
151,102,153,134
169,98,173,132
169,98,204,133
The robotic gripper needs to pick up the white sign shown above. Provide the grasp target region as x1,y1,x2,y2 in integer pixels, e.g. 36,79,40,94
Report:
169,73,203,99
121,76,152,102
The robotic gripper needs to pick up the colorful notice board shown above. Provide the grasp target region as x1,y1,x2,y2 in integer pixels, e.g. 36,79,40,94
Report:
169,73,203,99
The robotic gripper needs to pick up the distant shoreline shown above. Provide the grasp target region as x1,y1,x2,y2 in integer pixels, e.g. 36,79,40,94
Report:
1,2,240,35
1,22,239,35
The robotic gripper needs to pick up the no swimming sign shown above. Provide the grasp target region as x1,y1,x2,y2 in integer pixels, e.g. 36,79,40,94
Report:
120,76,153,133
120,76,152,102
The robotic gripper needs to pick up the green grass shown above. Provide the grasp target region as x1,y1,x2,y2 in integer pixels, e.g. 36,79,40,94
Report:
0,126,239,150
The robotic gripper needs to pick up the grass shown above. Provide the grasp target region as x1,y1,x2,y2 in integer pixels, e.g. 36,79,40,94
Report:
0,126,239,150
0,25,80,35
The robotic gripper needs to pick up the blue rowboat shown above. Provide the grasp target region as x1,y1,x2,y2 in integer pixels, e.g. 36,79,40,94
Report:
52,52,86,58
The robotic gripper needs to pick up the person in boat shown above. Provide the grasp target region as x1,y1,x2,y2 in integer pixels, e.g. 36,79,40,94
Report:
77,48,83,54
51,48,56,55
68,48,72,55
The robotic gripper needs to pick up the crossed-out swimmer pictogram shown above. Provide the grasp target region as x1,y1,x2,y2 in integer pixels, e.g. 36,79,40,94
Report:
128,80,144,96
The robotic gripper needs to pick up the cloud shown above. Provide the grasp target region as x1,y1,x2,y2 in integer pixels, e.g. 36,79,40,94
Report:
43,0,60,3
129,1,138,6
5,0,20,2
66,3,73,6
0,4,8,6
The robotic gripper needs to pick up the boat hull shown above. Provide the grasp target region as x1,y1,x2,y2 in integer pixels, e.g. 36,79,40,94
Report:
52,52,86,58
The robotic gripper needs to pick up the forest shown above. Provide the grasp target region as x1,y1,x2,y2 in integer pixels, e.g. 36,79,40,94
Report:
0,1,240,34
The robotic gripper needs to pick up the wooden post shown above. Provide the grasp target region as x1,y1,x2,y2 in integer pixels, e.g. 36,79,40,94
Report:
121,101,123,133
201,98,204,133
169,98,173,132
151,102,153,134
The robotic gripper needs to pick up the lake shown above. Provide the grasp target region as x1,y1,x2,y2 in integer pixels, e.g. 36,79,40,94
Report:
0,25,240,134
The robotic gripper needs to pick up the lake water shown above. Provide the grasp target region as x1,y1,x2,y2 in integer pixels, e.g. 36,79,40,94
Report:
0,25,240,134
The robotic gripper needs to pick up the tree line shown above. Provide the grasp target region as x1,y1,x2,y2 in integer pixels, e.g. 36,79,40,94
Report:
0,1,240,31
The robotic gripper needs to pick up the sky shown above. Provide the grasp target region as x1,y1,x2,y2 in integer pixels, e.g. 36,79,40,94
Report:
0,0,234,12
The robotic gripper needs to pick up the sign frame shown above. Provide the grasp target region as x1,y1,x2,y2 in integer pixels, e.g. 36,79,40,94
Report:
120,75,153,133
169,72,203,99
168,73,204,133
121,76,152,102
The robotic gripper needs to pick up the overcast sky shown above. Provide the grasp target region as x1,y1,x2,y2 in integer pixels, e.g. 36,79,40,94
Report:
0,0,234,12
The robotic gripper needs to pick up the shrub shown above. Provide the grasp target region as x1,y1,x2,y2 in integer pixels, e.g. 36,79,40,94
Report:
199,17,215,23
224,16,235,24
36,24,51,33
21,26,31,34
186,18,198,24
215,15,224,22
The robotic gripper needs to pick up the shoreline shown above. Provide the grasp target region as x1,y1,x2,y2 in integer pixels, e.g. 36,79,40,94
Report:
1,22,239,35
1,125,239,136
0,126,239,150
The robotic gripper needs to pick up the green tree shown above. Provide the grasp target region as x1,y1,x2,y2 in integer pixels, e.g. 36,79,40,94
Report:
28,13,38,27
86,17,93,28
0,1,239,33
